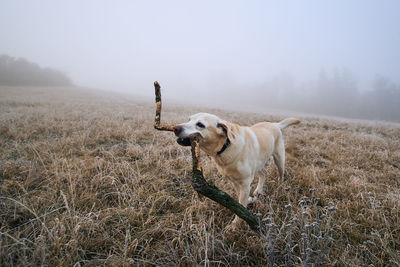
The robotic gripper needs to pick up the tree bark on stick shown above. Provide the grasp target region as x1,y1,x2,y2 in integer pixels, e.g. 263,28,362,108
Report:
152,81,262,233
153,81,174,132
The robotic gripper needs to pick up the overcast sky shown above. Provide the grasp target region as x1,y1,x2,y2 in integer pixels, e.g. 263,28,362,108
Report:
1,0,399,99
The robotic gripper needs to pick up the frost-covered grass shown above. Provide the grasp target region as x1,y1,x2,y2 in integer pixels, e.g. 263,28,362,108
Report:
1,86,399,266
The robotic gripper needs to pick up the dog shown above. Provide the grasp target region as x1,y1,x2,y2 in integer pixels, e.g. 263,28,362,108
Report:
174,113,300,227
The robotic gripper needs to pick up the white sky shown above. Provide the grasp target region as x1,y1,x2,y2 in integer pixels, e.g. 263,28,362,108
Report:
1,0,399,98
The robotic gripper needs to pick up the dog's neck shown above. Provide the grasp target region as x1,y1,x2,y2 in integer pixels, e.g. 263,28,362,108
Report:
216,137,230,156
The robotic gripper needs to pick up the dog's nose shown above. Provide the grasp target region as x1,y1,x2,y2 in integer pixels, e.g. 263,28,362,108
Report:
174,125,183,136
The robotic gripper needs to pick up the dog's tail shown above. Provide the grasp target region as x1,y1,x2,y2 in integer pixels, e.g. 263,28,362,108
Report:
275,117,301,130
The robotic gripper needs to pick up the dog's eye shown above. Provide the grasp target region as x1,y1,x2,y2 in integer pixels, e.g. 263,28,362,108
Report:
196,122,205,128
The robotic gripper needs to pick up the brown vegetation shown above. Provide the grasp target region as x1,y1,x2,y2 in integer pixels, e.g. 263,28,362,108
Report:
1,86,399,266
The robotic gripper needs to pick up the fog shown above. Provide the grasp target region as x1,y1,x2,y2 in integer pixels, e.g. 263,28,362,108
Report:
1,1,400,121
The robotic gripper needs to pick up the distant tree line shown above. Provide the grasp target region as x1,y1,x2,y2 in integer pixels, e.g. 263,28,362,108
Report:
247,69,400,122
0,54,72,86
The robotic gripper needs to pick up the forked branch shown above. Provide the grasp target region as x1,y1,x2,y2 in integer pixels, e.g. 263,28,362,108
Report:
152,81,262,233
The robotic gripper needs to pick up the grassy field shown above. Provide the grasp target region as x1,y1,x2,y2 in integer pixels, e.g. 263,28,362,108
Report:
1,86,399,266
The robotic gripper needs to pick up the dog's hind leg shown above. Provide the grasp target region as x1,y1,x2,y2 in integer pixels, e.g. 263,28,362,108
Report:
249,170,266,203
273,137,285,179
254,169,266,195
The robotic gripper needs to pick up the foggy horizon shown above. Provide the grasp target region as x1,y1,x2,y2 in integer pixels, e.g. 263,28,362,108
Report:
1,0,400,121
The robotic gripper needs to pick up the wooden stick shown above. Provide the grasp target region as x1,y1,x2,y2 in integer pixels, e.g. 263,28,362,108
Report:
153,81,262,233
153,81,174,132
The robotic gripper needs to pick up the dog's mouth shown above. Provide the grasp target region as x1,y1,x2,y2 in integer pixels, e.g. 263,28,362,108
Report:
176,137,191,146
176,133,203,146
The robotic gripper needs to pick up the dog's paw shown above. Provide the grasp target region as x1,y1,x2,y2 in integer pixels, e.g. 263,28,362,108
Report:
248,196,257,203
224,217,243,233
224,222,239,233
253,188,264,196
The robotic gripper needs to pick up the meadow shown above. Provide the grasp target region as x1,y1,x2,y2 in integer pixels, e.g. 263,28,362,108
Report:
0,86,399,266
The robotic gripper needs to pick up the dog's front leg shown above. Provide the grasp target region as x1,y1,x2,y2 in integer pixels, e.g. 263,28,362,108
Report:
231,181,251,226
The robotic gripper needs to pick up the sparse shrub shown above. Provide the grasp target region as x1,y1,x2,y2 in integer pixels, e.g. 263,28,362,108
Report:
255,188,339,266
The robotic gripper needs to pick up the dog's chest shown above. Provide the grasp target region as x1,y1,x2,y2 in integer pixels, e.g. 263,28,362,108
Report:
215,159,253,181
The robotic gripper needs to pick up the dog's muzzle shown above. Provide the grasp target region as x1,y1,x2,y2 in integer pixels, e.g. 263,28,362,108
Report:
173,125,201,146
174,125,191,146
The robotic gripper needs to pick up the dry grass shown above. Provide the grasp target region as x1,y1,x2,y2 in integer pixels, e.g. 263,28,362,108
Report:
1,86,399,266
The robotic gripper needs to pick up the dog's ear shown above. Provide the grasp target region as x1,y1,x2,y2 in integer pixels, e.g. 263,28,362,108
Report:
217,121,236,141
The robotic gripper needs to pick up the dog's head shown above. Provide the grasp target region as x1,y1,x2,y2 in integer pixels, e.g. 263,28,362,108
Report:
174,113,236,155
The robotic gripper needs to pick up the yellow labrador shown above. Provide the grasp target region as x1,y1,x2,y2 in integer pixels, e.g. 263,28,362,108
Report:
174,113,300,227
